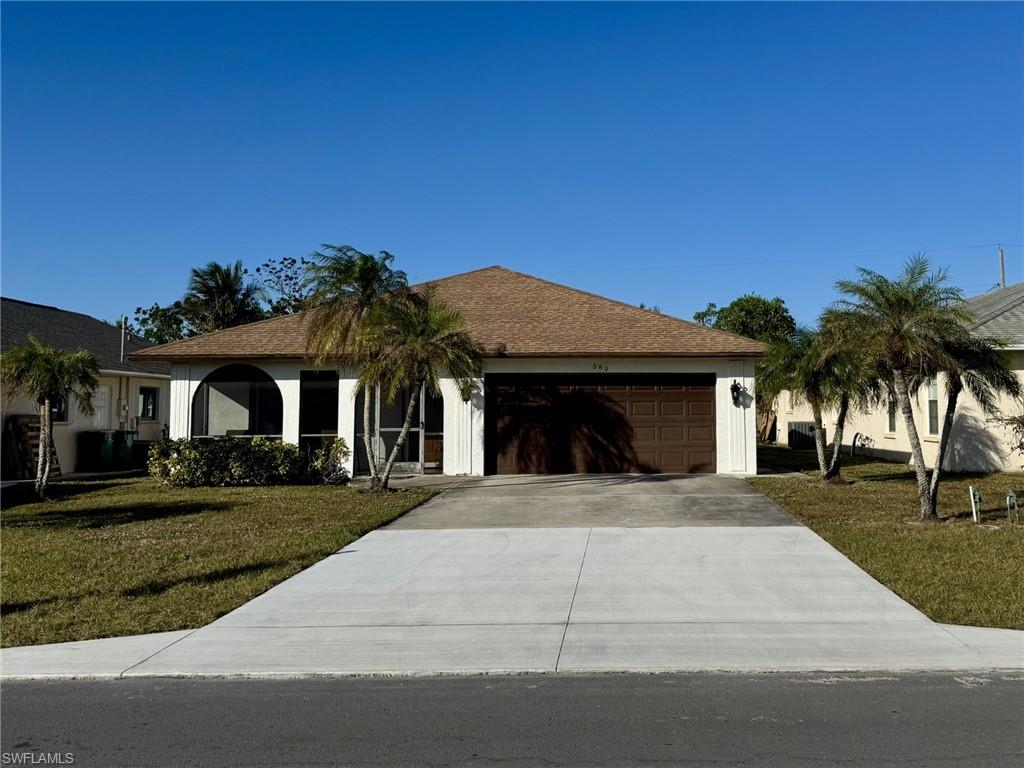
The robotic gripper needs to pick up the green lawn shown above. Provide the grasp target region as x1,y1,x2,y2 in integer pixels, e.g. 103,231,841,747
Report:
1,478,436,647
752,445,1024,630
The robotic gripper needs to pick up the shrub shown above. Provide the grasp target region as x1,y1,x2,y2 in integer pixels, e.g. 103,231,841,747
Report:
308,439,352,485
148,438,306,487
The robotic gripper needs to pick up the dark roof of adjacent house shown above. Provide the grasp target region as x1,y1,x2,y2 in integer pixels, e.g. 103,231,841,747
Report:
133,266,766,361
1,297,170,376
966,283,1024,347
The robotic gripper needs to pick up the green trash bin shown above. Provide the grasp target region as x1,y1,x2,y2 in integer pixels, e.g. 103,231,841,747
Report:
117,431,137,469
99,431,115,470
76,430,113,472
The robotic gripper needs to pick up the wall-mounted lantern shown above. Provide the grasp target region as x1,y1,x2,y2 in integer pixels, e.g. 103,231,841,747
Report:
730,380,743,407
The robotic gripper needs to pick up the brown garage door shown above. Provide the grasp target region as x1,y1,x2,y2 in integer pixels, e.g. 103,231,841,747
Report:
485,374,716,474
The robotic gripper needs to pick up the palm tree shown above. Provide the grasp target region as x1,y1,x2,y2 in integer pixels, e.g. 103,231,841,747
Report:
1,337,99,498
916,336,1021,518
355,288,483,490
762,327,877,481
816,319,883,481
182,260,265,333
303,245,408,484
824,256,972,520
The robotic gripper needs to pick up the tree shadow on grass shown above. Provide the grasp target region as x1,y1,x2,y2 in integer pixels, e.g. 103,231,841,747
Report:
1,595,63,616
942,506,1017,524
856,469,918,482
120,560,288,598
858,468,1006,484
2,500,232,530
1,480,147,510
1,560,290,619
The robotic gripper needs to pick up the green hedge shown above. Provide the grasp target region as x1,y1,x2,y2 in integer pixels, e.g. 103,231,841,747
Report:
148,437,350,487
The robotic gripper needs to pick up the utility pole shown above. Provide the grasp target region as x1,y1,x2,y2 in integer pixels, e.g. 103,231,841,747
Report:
998,245,1006,289
120,314,127,363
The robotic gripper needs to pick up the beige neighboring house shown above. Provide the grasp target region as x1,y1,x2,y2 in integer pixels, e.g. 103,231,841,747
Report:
776,283,1024,473
1,298,170,477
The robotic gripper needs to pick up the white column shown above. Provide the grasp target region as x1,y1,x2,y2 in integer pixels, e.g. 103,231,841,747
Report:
169,364,191,439
716,360,757,475
440,377,484,476
743,360,758,474
338,376,359,477
469,385,485,476
277,369,300,445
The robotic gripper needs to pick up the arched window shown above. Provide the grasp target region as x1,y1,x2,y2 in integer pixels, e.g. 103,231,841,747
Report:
191,364,283,437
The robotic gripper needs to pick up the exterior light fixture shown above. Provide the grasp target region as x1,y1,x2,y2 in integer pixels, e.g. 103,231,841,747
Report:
730,380,743,406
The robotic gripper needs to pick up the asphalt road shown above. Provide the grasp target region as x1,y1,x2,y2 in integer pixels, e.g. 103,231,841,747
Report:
2,673,1022,767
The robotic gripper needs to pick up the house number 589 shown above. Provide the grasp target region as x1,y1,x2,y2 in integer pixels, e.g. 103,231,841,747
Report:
592,363,609,372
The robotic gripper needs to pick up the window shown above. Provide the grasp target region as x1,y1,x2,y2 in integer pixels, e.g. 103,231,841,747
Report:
927,378,939,436
138,387,159,421
51,395,68,423
887,399,897,433
786,391,795,412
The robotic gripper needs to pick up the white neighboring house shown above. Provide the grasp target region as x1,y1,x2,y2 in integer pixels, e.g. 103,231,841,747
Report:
1,297,171,477
776,283,1024,472
132,266,765,478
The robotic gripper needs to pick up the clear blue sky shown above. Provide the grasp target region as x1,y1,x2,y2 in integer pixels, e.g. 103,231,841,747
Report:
3,2,1022,326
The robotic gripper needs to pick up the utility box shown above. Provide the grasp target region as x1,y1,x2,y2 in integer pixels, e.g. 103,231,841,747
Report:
787,421,824,451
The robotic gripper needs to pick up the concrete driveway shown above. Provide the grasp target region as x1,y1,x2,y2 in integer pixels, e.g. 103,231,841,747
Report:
4,475,1021,677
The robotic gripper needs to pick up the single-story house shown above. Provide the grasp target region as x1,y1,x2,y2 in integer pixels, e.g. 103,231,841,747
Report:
1,297,171,477
132,266,765,477
776,282,1024,472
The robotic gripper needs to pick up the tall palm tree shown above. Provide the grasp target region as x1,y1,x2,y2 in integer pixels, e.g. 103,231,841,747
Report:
913,336,1021,518
182,260,265,333
1,337,99,498
824,256,972,519
303,245,408,484
355,288,483,490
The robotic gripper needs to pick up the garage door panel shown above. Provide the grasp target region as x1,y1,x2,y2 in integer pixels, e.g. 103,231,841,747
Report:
488,374,716,474
659,401,685,416
688,426,714,442
634,426,657,442
687,451,716,473
630,401,656,416
688,401,714,417
658,426,684,441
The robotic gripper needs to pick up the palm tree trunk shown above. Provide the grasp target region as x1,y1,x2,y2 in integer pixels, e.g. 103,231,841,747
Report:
893,369,933,521
378,380,423,491
362,381,379,488
35,400,47,497
41,400,53,497
927,380,960,519
824,394,850,481
811,402,828,478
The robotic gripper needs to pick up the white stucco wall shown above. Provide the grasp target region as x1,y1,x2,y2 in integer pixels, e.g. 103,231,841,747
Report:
775,350,1024,472
166,356,758,477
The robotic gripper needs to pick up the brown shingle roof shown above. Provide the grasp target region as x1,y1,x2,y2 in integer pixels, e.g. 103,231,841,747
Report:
132,266,765,361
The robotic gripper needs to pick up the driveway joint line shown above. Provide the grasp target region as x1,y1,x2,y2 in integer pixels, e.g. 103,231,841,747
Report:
933,622,989,658
555,527,592,672
117,628,202,678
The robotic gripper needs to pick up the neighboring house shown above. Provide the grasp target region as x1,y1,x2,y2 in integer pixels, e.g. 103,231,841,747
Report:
133,266,765,477
776,283,1024,472
1,298,171,476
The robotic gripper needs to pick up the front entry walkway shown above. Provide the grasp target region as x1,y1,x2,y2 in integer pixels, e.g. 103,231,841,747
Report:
3,476,1021,677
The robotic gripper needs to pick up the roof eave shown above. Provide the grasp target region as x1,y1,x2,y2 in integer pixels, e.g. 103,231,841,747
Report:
131,350,764,362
